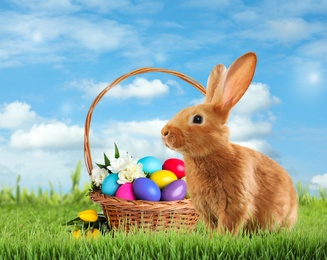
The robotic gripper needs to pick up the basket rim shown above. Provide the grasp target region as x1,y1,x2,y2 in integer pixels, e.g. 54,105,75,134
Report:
90,191,200,217
84,67,206,176
90,190,194,206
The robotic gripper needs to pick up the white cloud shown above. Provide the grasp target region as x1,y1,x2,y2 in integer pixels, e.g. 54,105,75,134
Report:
76,0,130,12
110,119,167,138
98,135,179,163
233,139,278,158
232,10,258,22
0,12,138,67
233,83,281,114
238,17,324,46
69,77,170,99
0,101,38,129
0,146,86,192
77,0,163,14
189,97,205,106
10,0,163,15
10,0,80,13
229,116,272,141
109,78,169,99
67,19,134,52
98,119,176,158
228,115,278,156
275,0,327,16
0,101,89,191
166,80,185,95
67,79,107,99
189,82,280,111
267,18,313,44
310,173,327,189
9,122,84,150
0,0,171,68
299,40,327,58
228,83,280,157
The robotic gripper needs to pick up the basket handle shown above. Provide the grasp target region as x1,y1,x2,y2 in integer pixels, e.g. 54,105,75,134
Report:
84,67,206,176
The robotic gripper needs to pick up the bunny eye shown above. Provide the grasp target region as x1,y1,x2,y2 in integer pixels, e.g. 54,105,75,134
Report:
192,115,203,124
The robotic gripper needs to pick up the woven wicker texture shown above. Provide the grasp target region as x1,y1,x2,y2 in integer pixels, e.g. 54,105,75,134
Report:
84,67,206,231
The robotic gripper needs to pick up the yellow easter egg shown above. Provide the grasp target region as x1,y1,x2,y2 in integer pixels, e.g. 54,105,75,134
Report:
150,170,178,189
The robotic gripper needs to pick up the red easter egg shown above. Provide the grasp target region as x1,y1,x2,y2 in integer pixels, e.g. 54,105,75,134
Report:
162,158,185,179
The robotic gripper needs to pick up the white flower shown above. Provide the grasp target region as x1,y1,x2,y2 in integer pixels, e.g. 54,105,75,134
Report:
108,154,135,173
91,168,108,187
117,163,145,184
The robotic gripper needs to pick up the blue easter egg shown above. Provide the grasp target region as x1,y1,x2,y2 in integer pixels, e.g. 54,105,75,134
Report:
137,156,162,175
101,173,121,196
133,177,161,201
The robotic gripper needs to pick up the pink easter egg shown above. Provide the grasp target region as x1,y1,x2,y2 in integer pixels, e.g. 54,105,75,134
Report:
115,183,136,200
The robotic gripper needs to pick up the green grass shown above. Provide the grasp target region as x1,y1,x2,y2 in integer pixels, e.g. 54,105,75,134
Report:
0,201,326,259
0,163,326,259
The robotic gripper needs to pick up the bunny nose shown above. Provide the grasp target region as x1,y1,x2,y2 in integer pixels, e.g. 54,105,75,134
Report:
161,126,169,137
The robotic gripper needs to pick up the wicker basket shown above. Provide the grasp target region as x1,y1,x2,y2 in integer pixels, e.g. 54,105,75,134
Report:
84,67,206,232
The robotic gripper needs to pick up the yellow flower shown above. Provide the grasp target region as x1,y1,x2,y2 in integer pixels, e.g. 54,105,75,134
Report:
91,228,101,238
72,229,82,239
78,209,98,222
85,228,101,239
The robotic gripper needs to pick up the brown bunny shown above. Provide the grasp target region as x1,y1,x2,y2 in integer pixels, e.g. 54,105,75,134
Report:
161,52,297,235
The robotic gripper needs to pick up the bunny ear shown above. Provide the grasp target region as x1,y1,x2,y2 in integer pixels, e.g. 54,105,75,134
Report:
221,52,257,111
205,64,227,104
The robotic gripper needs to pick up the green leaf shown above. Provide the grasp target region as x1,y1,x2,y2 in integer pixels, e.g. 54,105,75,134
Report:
64,217,82,225
104,152,110,166
114,143,120,159
96,163,106,169
87,183,98,196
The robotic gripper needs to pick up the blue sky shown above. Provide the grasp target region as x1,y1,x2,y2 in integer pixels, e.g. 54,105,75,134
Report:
0,0,326,193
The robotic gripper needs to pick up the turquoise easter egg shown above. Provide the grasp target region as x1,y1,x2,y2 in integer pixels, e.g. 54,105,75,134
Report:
101,173,120,196
137,156,162,175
